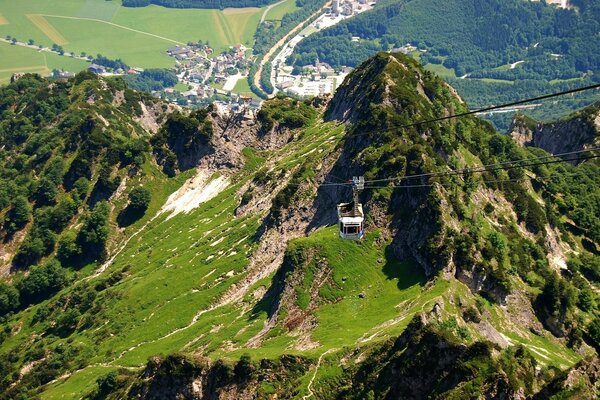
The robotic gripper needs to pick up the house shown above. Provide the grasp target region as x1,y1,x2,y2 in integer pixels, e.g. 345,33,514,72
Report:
56,70,75,79
277,80,294,90
189,72,204,82
88,64,106,74
167,46,190,56
342,2,355,15
182,90,197,98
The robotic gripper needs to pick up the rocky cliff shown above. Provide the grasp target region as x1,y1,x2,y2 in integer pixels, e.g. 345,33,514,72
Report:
510,102,600,155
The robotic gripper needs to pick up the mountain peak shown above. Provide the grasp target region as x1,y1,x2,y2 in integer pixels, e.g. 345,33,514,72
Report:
325,52,463,129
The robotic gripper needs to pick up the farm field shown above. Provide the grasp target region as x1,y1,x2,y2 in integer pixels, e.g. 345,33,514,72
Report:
233,77,260,99
0,0,266,74
264,0,298,24
0,40,88,84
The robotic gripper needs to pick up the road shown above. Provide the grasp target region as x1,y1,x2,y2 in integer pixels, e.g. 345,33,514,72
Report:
253,0,332,96
0,38,90,61
260,0,288,23
40,14,185,45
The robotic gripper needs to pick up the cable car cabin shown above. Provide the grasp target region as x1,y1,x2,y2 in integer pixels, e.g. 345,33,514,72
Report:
337,201,364,240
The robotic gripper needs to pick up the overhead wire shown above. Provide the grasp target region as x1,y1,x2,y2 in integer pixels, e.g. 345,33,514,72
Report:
343,83,600,139
361,167,600,190
285,84,600,188
288,152,599,189
363,148,600,184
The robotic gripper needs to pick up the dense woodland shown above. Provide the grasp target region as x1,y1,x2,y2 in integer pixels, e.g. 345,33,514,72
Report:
290,0,600,114
122,0,276,8
123,69,179,93
0,73,159,320
292,0,600,77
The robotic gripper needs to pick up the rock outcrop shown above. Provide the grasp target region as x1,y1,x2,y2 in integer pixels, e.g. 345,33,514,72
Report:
509,103,600,156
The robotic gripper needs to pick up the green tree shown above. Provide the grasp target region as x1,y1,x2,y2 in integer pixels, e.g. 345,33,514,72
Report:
77,202,110,261
57,231,81,265
0,282,19,316
234,353,254,380
128,187,151,212
17,261,68,305
578,288,595,312
34,178,59,205
72,177,90,200
6,196,31,233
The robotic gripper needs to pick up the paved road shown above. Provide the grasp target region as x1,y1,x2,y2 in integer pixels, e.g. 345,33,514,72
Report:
253,0,332,96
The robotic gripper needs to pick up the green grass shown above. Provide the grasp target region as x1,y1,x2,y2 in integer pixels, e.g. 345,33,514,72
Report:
474,78,514,84
233,77,260,99
0,40,88,83
424,62,456,78
41,365,121,400
0,0,265,76
173,82,190,91
549,77,585,84
44,15,175,68
265,0,298,22
299,25,318,36
288,227,431,349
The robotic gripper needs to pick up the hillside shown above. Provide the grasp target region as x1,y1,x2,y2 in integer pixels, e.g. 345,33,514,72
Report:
0,53,599,399
510,101,600,155
289,0,600,122
122,0,277,8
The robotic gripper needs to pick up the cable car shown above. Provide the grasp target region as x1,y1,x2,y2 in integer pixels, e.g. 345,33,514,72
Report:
337,176,365,240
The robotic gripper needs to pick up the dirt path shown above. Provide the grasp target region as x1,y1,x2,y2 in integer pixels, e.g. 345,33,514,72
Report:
260,0,287,23
303,348,337,400
253,1,331,94
40,14,185,45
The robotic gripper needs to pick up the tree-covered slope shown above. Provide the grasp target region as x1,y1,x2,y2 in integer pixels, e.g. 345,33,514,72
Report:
122,0,277,9
290,0,600,121
0,53,599,399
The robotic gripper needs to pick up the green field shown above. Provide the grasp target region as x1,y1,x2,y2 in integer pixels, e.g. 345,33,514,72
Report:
264,0,298,24
0,0,266,75
0,40,88,84
233,77,260,99
424,62,456,78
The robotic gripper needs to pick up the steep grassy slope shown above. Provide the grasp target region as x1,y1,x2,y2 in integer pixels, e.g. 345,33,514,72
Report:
0,53,598,399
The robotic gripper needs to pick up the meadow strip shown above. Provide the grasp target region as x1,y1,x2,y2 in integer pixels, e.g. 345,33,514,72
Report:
26,14,67,44
40,14,184,45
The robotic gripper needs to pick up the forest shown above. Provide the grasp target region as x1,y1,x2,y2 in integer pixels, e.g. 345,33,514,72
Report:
289,0,600,112
122,0,276,8
0,73,154,319
292,0,600,77
123,69,179,92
